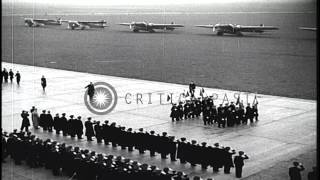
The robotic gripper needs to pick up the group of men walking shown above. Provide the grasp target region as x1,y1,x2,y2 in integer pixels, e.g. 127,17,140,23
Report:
171,96,258,127
2,130,191,180
1,68,21,85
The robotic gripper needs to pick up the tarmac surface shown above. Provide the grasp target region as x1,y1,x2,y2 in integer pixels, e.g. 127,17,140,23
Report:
1,62,317,180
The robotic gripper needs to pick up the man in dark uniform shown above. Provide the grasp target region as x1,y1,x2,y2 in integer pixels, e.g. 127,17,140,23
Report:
189,81,196,97
46,111,54,132
203,106,211,125
39,110,47,130
136,128,146,154
41,75,47,92
239,105,246,124
15,71,21,85
94,121,103,143
211,105,218,124
289,161,305,180
68,115,76,138
148,130,157,156
53,113,61,134
102,120,110,145
20,111,30,132
183,101,190,119
200,142,209,169
177,137,187,164
85,117,95,141
160,132,170,159
85,82,95,101
3,68,9,83
234,151,249,178
9,69,14,83
245,103,253,124
217,104,224,128
60,113,68,136
195,98,202,118
170,104,179,122
75,116,84,139
223,147,236,174
168,136,177,161
125,128,134,152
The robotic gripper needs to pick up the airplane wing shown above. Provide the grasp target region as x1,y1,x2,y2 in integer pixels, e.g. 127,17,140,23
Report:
299,27,317,31
118,23,132,26
194,25,214,29
237,25,279,32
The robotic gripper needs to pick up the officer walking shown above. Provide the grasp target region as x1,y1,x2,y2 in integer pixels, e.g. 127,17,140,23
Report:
9,69,14,83
85,82,95,101
15,71,21,85
41,75,47,92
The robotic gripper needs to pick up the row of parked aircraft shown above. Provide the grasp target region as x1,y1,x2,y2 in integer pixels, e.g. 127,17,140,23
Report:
24,17,316,36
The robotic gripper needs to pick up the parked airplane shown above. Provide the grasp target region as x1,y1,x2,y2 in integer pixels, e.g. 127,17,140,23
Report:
67,20,107,30
118,22,184,32
24,17,65,27
299,27,317,31
195,23,279,36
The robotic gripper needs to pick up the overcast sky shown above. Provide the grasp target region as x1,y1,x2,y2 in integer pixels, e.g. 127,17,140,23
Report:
2,0,313,6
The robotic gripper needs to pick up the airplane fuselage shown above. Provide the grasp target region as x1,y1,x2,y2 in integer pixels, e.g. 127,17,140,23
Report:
24,18,62,27
130,22,175,32
69,21,107,30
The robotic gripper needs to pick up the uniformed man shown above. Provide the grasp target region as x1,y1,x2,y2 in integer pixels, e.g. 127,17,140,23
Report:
41,75,47,92
75,116,84,139
170,104,179,122
3,68,8,83
20,111,30,132
85,82,95,101
60,113,68,136
184,101,190,119
203,106,211,125
168,136,177,161
9,69,14,83
289,161,305,180
234,151,249,178
102,120,110,145
39,110,47,130
46,111,54,132
94,121,103,143
245,103,252,124
68,115,76,137
160,132,169,159
85,117,95,141
177,137,187,164
53,113,61,134
223,147,235,174
15,71,21,85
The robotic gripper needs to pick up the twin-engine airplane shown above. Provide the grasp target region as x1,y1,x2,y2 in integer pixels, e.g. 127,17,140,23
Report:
299,27,317,31
24,17,66,27
118,22,184,32
67,20,107,30
195,23,279,36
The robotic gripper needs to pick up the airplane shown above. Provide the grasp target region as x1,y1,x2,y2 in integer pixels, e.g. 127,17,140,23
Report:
24,17,65,27
195,23,279,36
67,20,107,30
299,27,317,31
118,22,184,32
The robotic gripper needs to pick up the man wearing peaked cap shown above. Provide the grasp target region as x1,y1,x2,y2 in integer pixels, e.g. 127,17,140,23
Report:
85,117,95,141
75,116,83,139
94,120,103,143
60,113,68,136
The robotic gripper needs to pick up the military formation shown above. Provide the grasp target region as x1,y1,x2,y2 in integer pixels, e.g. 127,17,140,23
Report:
2,130,192,180
171,92,258,127
19,106,250,178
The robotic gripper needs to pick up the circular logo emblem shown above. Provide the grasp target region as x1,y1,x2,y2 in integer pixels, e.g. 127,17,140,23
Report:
84,82,118,115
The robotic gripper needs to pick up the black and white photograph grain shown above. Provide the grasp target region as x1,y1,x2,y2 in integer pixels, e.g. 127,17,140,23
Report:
1,0,317,180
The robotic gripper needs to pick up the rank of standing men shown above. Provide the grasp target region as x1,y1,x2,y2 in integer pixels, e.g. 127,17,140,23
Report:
2,130,191,180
